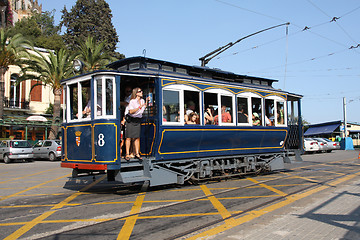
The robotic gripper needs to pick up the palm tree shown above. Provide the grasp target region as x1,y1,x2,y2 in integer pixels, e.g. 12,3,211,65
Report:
76,36,116,72
22,48,76,139
0,29,32,119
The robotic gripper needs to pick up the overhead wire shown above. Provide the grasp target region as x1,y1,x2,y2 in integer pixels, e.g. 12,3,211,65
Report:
306,0,359,45
214,0,360,62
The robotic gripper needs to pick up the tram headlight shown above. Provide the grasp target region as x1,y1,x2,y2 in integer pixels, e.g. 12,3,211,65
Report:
73,59,83,72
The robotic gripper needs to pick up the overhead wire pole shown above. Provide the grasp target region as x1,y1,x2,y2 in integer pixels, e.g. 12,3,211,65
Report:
199,22,290,67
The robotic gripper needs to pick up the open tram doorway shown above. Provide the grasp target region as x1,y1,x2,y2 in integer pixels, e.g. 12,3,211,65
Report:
119,76,157,157
285,95,303,158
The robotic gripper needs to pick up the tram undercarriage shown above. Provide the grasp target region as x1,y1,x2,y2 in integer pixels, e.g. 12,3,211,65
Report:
104,153,288,187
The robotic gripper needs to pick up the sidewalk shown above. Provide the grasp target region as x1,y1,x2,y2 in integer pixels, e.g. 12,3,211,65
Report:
219,176,360,239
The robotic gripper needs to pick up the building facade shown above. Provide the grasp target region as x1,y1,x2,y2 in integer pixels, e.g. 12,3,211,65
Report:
0,1,59,141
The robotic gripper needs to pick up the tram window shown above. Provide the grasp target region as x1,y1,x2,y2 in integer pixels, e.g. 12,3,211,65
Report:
215,95,233,124
163,90,180,123
68,83,78,120
237,97,249,124
265,99,274,126
106,78,113,115
251,97,262,126
95,80,103,117
276,101,285,125
80,81,91,119
93,76,116,119
204,92,218,125
184,90,200,124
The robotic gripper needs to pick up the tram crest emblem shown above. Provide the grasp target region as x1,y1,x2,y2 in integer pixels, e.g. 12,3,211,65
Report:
75,131,82,146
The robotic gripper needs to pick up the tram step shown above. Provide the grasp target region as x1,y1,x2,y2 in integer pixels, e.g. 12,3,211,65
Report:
115,170,151,183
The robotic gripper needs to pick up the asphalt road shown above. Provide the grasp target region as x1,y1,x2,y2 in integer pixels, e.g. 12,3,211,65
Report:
1,150,359,240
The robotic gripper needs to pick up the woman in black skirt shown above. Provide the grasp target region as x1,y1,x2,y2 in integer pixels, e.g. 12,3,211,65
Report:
125,87,148,160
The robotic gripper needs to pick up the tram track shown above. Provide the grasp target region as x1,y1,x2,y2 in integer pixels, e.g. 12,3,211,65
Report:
27,157,360,240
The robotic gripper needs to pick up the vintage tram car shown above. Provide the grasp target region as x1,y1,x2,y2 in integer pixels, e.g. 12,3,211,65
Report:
61,57,303,186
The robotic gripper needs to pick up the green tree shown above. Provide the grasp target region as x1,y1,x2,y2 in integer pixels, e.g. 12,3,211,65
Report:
9,11,65,51
76,36,116,72
0,29,31,120
60,0,122,58
21,48,75,139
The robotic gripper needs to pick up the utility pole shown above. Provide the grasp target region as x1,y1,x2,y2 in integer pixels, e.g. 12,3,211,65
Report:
343,97,347,138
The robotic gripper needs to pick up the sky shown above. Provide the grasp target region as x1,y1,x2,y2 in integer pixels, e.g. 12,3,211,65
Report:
39,0,360,125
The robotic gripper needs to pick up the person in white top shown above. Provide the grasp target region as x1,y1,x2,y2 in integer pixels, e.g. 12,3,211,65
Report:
125,87,149,161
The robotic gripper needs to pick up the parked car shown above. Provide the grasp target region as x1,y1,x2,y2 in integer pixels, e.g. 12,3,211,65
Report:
33,140,61,161
312,138,330,152
304,138,320,153
321,138,339,151
0,140,34,164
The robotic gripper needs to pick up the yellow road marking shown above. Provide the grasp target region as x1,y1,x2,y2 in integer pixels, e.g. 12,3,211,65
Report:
280,172,321,183
0,203,80,208
185,171,360,240
200,185,236,225
117,193,146,240
246,183,312,188
0,211,245,227
3,210,57,240
0,168,59,184
3,174,106,240
247,178,287,196
0,173,71,201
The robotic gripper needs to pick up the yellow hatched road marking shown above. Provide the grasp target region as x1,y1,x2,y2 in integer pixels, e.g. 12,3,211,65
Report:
247,178,287,196
200,185,236,226
280,172,321,183
3,211,57,240
117,193,146,240
185,171,360,240
0,211,245,227
0,168,59,184
3,174,106,240
0,203,80,209
0,173,71,201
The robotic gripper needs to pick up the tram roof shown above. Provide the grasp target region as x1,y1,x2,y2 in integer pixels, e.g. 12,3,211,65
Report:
107,56,278,87
62,57,302,99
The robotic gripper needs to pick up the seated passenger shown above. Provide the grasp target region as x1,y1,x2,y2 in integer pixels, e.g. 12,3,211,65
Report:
265,115,272,126
186,101,196,116
185,101,197,122
204,107,214,125
252,112,261,126
238,107,248,123
83,97,102,117
214,105,232,124
277,109,284,124
186,112,198,124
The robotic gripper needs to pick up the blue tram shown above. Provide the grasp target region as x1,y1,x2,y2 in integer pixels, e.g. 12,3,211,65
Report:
61,57,303,186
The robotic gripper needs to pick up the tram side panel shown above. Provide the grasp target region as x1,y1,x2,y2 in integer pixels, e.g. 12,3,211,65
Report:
61,121,121,170
156,126,288,160
64,124,93,162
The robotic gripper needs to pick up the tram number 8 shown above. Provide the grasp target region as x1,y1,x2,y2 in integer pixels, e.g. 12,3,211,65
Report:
98,133,105,147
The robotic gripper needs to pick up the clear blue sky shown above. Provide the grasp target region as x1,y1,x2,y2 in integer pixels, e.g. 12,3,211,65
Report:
39,0,360,125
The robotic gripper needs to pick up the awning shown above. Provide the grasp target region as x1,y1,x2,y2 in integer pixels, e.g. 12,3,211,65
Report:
26,116,48,122
304,123,340,136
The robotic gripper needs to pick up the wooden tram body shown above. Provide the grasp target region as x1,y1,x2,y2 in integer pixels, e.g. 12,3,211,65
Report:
61,57,303,186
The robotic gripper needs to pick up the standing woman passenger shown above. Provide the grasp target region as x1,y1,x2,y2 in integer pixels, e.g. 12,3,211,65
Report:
125,88,149,161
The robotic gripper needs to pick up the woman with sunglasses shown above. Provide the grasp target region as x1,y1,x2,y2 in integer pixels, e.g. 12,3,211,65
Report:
125,87,149,161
